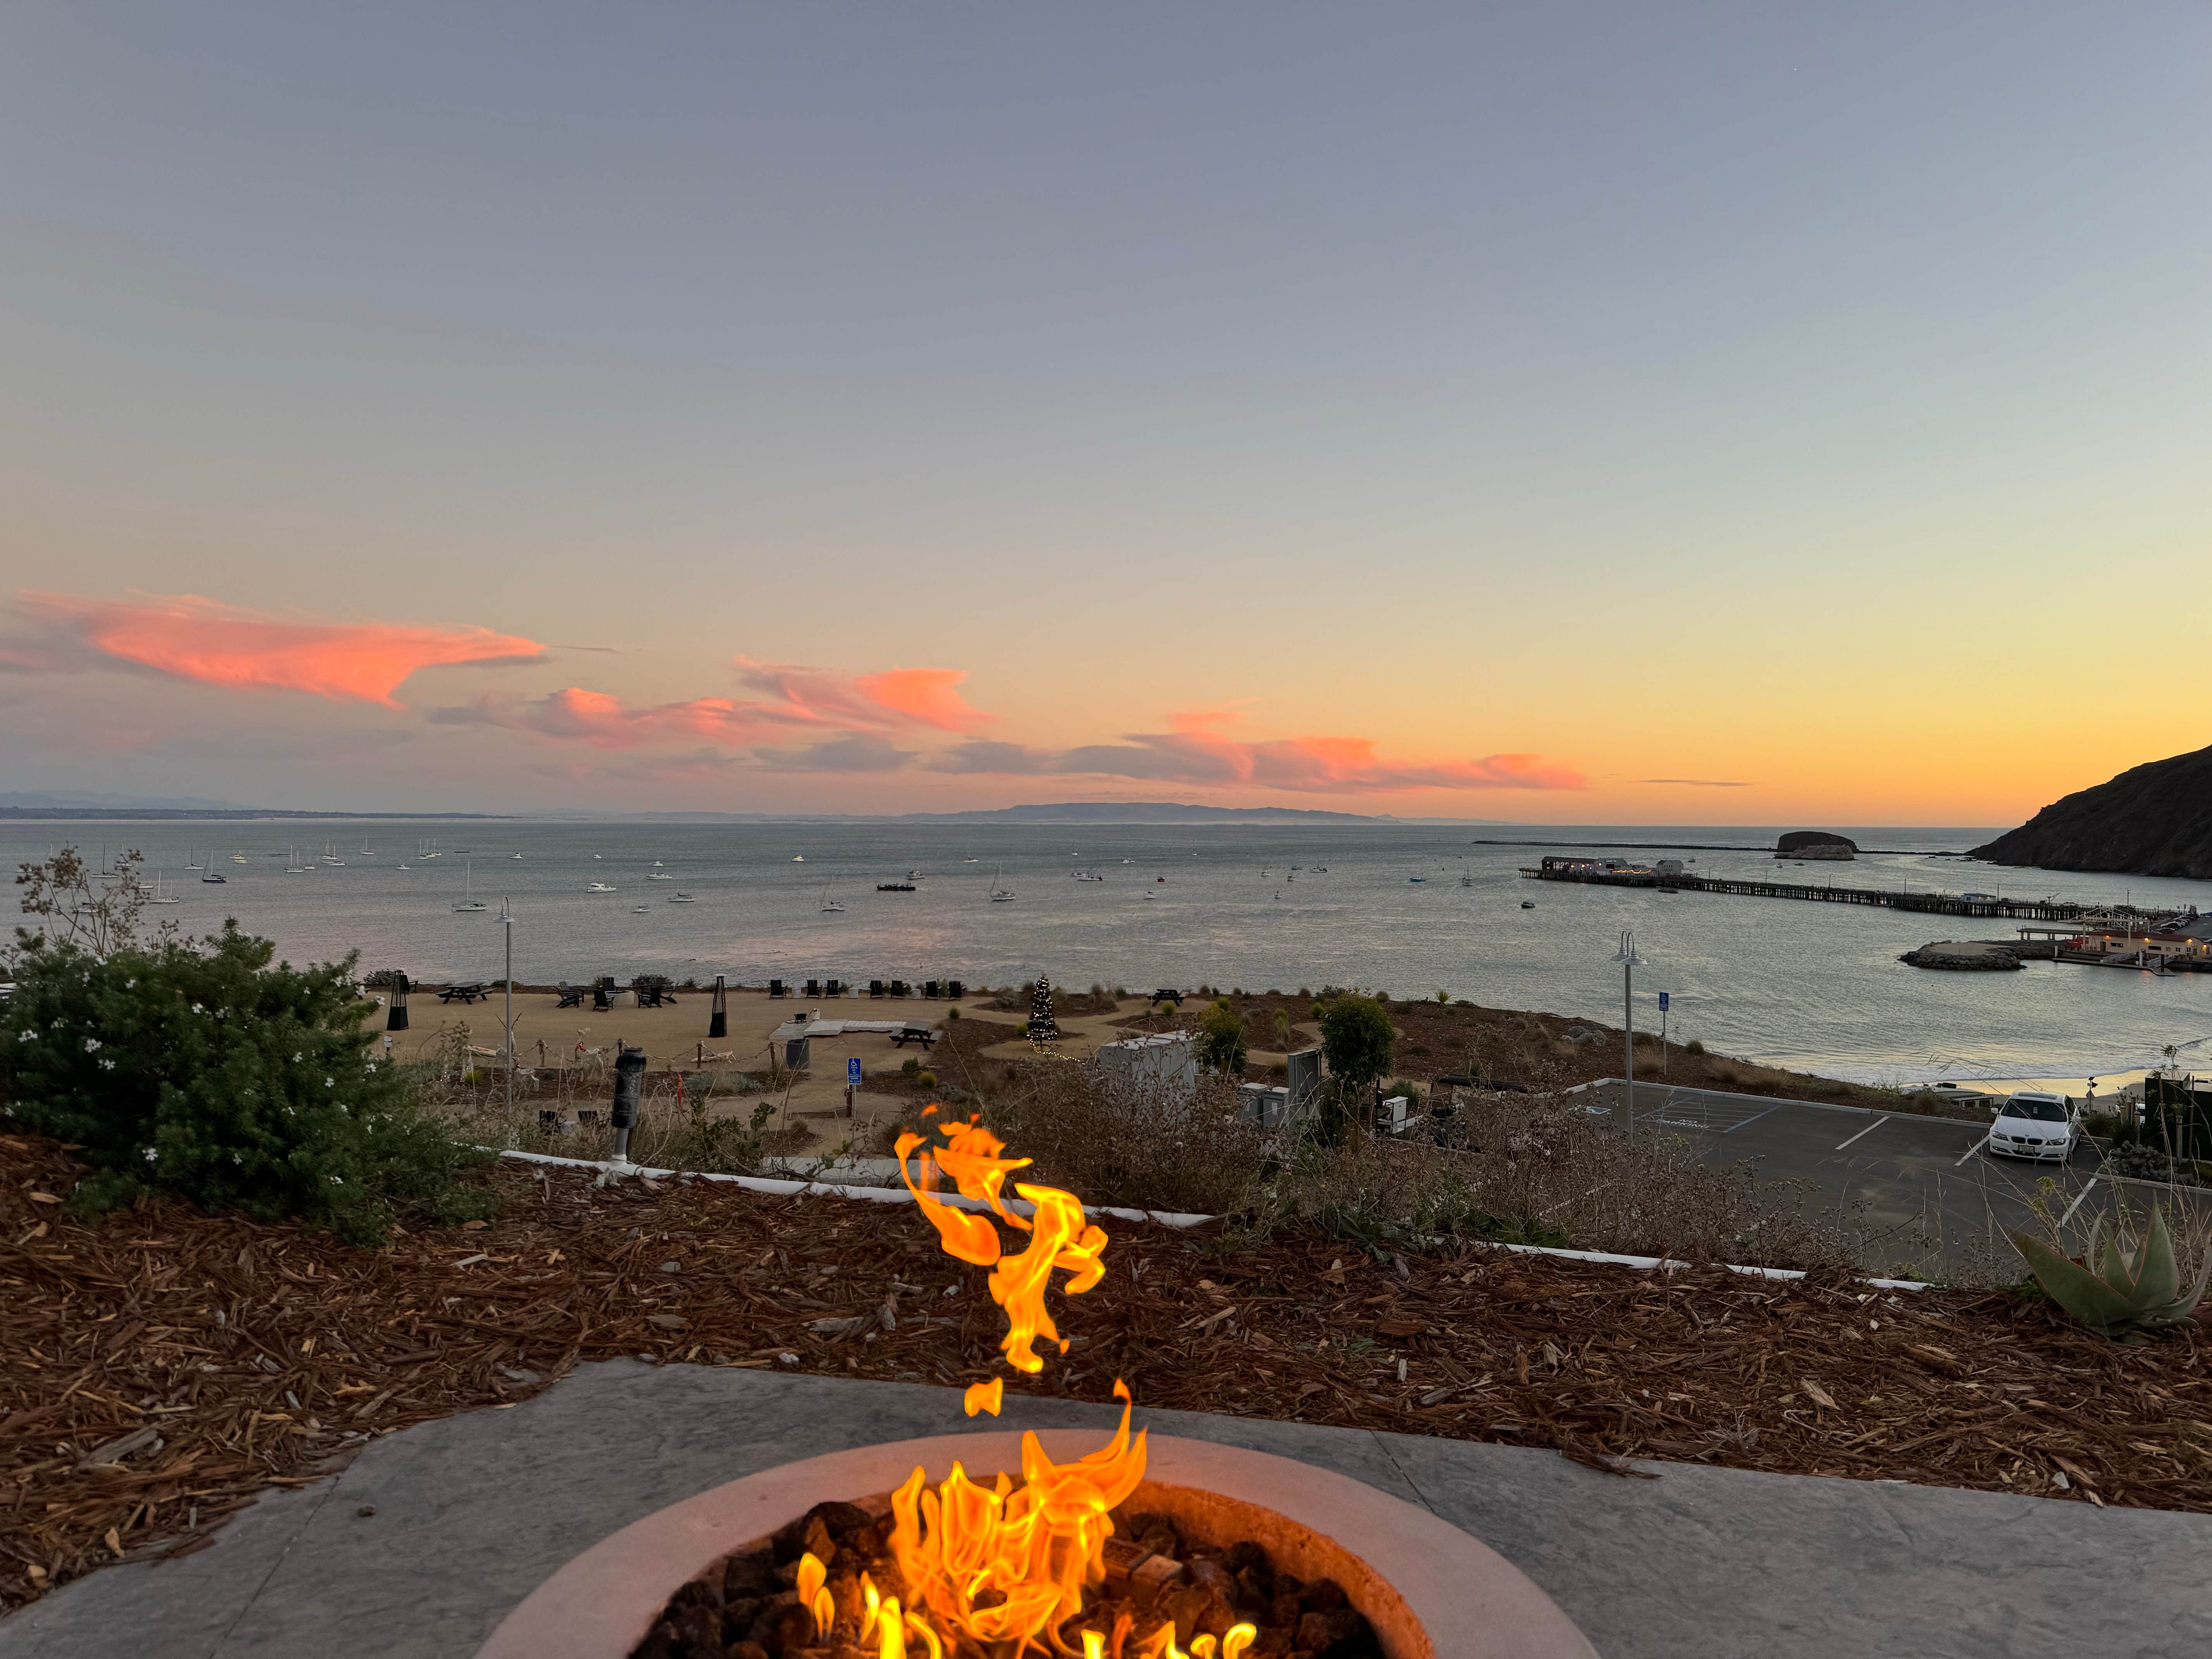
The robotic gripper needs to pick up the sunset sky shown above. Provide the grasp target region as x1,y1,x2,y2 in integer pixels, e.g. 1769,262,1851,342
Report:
3,5,2206,823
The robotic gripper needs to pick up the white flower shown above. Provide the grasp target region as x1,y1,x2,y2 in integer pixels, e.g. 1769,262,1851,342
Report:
190,1003,204,1015
292,1052,304,1063
17,1031,32,1043
324,1077,334,1088
99,1057,116,1071
232,1152,242,1164
330,1175,344,1185
124,979,136,989
82,1036,102,1053
143,1147,157,1162
364,1062,377,1073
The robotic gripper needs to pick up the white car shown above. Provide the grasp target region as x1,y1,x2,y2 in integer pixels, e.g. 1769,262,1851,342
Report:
1988,1090,2077,1161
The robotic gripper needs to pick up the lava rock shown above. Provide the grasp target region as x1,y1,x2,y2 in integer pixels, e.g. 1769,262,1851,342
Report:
1297,1606,1382,1659
745,1598,812,1651
723,1551,778,1601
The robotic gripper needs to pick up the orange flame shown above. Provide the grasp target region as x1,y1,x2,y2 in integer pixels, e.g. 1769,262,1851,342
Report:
795,1112,1241,1658
797,1551,834,1637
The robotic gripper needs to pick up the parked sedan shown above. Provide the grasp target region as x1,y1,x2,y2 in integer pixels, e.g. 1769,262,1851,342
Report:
1988,1090,2077,1161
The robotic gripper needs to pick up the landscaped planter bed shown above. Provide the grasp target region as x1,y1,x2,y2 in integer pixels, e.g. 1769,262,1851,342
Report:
3,1130,2206,1614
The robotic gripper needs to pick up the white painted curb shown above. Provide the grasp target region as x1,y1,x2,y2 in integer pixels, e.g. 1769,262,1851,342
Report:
491,1148,1931,1291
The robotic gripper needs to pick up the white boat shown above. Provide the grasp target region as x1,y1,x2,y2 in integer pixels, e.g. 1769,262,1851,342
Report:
586,881,616,894
512,852,524,859
200,865,226,883
649,871,674,881
669,891,697,903
146,871,180,905
652,860,664,867
630,904,650,914
395,862,412,871
453,862,487,914
184,850,204,871
231,850,247,864
359,844,376,857
322,841,345,867
285,846,311,874
792,854,805,862
989,867,1015,903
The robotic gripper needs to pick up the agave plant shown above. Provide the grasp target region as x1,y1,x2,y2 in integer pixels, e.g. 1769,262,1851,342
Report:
2013,1206,2212,1339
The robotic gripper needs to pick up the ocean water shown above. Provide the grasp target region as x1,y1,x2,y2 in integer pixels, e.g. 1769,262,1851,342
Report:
9,820,2212,1089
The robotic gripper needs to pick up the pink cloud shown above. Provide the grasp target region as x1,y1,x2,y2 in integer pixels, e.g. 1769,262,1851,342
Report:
441,660,993,750
731,659,993,733
931,713,1584,793
14,592,545,708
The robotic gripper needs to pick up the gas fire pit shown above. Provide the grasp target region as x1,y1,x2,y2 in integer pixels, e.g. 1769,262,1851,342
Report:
476,1430,1595,1659
481,1110,1598,1657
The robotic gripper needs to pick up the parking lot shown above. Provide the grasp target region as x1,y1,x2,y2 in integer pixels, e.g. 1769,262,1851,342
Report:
1578,1080,2199,1275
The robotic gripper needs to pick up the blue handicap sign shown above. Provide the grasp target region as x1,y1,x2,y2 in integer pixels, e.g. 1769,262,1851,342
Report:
847,1057,862,1085
1657,992,1669,1012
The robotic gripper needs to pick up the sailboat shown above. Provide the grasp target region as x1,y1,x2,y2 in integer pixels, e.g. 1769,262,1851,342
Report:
322,841,345,867
285,846,311,874
649,868,675,881
359,842,376,857
184,849,204,871
668,891,697,904
453,862,487,914
989,867,1016,903
146,871,180,905
201,860,227,883
820,883,845,914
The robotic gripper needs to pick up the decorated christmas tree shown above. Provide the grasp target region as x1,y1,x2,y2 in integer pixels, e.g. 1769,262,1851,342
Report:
1027,972,1060,1044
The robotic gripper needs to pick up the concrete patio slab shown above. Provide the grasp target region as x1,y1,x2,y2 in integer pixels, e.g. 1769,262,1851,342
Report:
3,1363,2206,1659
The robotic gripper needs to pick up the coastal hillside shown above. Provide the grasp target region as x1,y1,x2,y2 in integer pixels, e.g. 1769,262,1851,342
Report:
1970,744,2212,879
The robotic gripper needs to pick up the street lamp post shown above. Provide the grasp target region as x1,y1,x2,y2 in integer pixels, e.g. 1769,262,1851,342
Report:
501,900,515,1115
1613,929,1644,1137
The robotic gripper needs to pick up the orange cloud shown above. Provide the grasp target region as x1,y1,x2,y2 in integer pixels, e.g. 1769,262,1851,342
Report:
931,713,1583,793
732,659,993,733
441,660,993,749
15,593,544,708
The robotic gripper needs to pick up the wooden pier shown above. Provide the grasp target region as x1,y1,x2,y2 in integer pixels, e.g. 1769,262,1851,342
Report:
1519,856,2180,925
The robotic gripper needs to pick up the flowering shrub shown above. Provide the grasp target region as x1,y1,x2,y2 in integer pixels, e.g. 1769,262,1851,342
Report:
0,923,494,1243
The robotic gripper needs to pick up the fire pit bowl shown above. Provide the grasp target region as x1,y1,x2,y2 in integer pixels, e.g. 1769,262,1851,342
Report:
477,1430,1597,1659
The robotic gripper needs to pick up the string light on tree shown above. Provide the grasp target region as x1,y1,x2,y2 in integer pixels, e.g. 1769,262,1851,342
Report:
1028,972,1061,1045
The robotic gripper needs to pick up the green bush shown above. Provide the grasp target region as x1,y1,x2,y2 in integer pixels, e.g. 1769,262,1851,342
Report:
1318,994,1395,1092
0,923,495,1244
917,1070,938,1090
1197,999,1247,1076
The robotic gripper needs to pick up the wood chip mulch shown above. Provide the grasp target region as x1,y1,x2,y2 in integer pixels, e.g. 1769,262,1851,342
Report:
5,1132,2209,1611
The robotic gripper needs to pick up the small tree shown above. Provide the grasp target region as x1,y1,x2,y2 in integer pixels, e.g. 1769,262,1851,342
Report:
1028,973,1061,1043
1318,994,1395,1096
1197,999,1247,1076
15,845,164,962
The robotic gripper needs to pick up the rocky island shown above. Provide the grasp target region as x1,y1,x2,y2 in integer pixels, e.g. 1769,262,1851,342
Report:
1776,830,1857,860
1971,744,2212,880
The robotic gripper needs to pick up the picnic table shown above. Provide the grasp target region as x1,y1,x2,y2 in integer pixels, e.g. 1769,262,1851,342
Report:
892,1024,936,1050
439,982,489,1005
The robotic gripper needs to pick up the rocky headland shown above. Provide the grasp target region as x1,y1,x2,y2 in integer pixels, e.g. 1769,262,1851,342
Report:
1971,744,2212,879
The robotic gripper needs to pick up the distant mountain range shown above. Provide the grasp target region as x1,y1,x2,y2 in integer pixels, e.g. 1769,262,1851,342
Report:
0,791,493,821
1971,745,2212,880
615,801,1504,825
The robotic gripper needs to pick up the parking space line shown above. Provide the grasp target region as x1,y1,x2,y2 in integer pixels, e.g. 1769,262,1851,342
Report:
2058,1177,2100,1228
1720,1106,1778,1134
1955,1130,1991,1166
1834,1116,1886,1152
